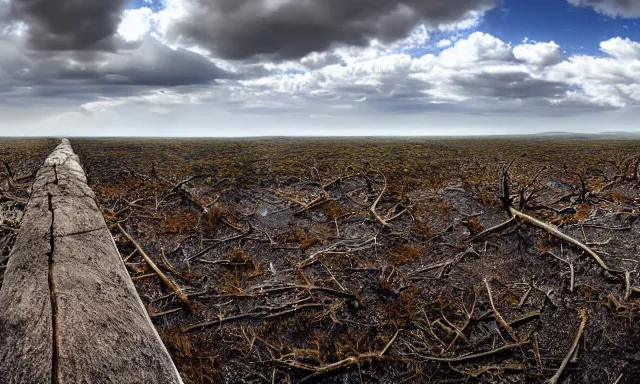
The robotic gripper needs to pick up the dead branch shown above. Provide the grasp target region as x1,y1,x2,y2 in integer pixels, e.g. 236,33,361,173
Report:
469,217,517,242
484,278,519,342
500,158,517,214
508,310,541,327
445,287,478,353
509,207,614,273
182,313,264,333
297,237,377,268
150,290,208,304
416,341,527,363
519,166,547,210
185,232,248,262
0,225,19,234
171,174,207,193
370,172,390,227
612,373,624,384
263,303,327,319
380,329,400,356
533,333,543,374
117,223,191,307
132,273,156,281
565,168,587,201
545,309,587,384
275,330,400,383
249,283,356,300
160,248,183,278
410,247,479,278
545,251,575,292
519,289,534,310
624,271,632,301
150,307,183,318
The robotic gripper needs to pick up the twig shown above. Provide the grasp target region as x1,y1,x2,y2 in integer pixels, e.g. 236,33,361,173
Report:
545,251,575,293
297,237,377,268
263,303,326,319
469,217,517,242
509,207,614,273
150,307,183,318
182,313,263,333
185,232,248,262
117,223,191,307
0,225,19,234
369,172,390,227
132,273,156,281
484,278,519,342
417,341,527,363
533,332,543,374
411,247,479,278
380,329,400,356
545,309,588,384
171,174,206,193
250,284,357,300
624,271,632,301
161,248,182,277
508,310,541,327
612,373,624,384
445,287,478,353
518,284,532,308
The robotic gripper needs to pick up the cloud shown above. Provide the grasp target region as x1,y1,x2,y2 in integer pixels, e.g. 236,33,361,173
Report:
0,36,226,108
437,39,453,48
513,41,562,66
600,37,640,59
234,32,640,114
169,0,498,60
11,0,128,50
568,0,640,18
548,53,640,107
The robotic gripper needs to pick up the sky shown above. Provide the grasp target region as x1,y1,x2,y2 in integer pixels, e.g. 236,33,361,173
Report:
1,0,640,136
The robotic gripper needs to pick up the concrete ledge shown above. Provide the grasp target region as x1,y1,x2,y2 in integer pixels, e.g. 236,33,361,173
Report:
0,139,183,384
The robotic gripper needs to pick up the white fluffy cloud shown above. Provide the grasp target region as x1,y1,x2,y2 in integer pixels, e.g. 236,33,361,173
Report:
513,41,561,66
600,37,640,60
233,32,640,113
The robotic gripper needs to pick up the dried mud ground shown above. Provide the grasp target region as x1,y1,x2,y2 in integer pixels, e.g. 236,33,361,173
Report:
2,137,640,384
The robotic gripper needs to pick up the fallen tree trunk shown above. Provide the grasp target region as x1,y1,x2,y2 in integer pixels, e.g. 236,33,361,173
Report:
0,139,183,384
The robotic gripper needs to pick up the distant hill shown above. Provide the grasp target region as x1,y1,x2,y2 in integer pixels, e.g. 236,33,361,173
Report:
534,131,640,139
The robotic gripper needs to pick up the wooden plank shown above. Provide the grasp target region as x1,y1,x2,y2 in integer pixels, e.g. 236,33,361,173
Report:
0,191,53,384
0,139,183,383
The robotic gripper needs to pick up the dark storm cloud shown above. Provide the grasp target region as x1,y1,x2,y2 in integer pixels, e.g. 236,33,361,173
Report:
10,0,128,50
568,0,640,17
451,71,568,100
171,0,498,60
1,38,226,100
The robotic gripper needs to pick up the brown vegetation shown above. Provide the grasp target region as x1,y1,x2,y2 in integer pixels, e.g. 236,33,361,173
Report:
3,137,640,383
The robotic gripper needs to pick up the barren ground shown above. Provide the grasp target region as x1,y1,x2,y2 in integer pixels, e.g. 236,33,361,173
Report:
2,137,640,383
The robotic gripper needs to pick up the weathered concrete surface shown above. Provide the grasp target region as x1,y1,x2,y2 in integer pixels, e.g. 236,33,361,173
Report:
0,140,183,384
